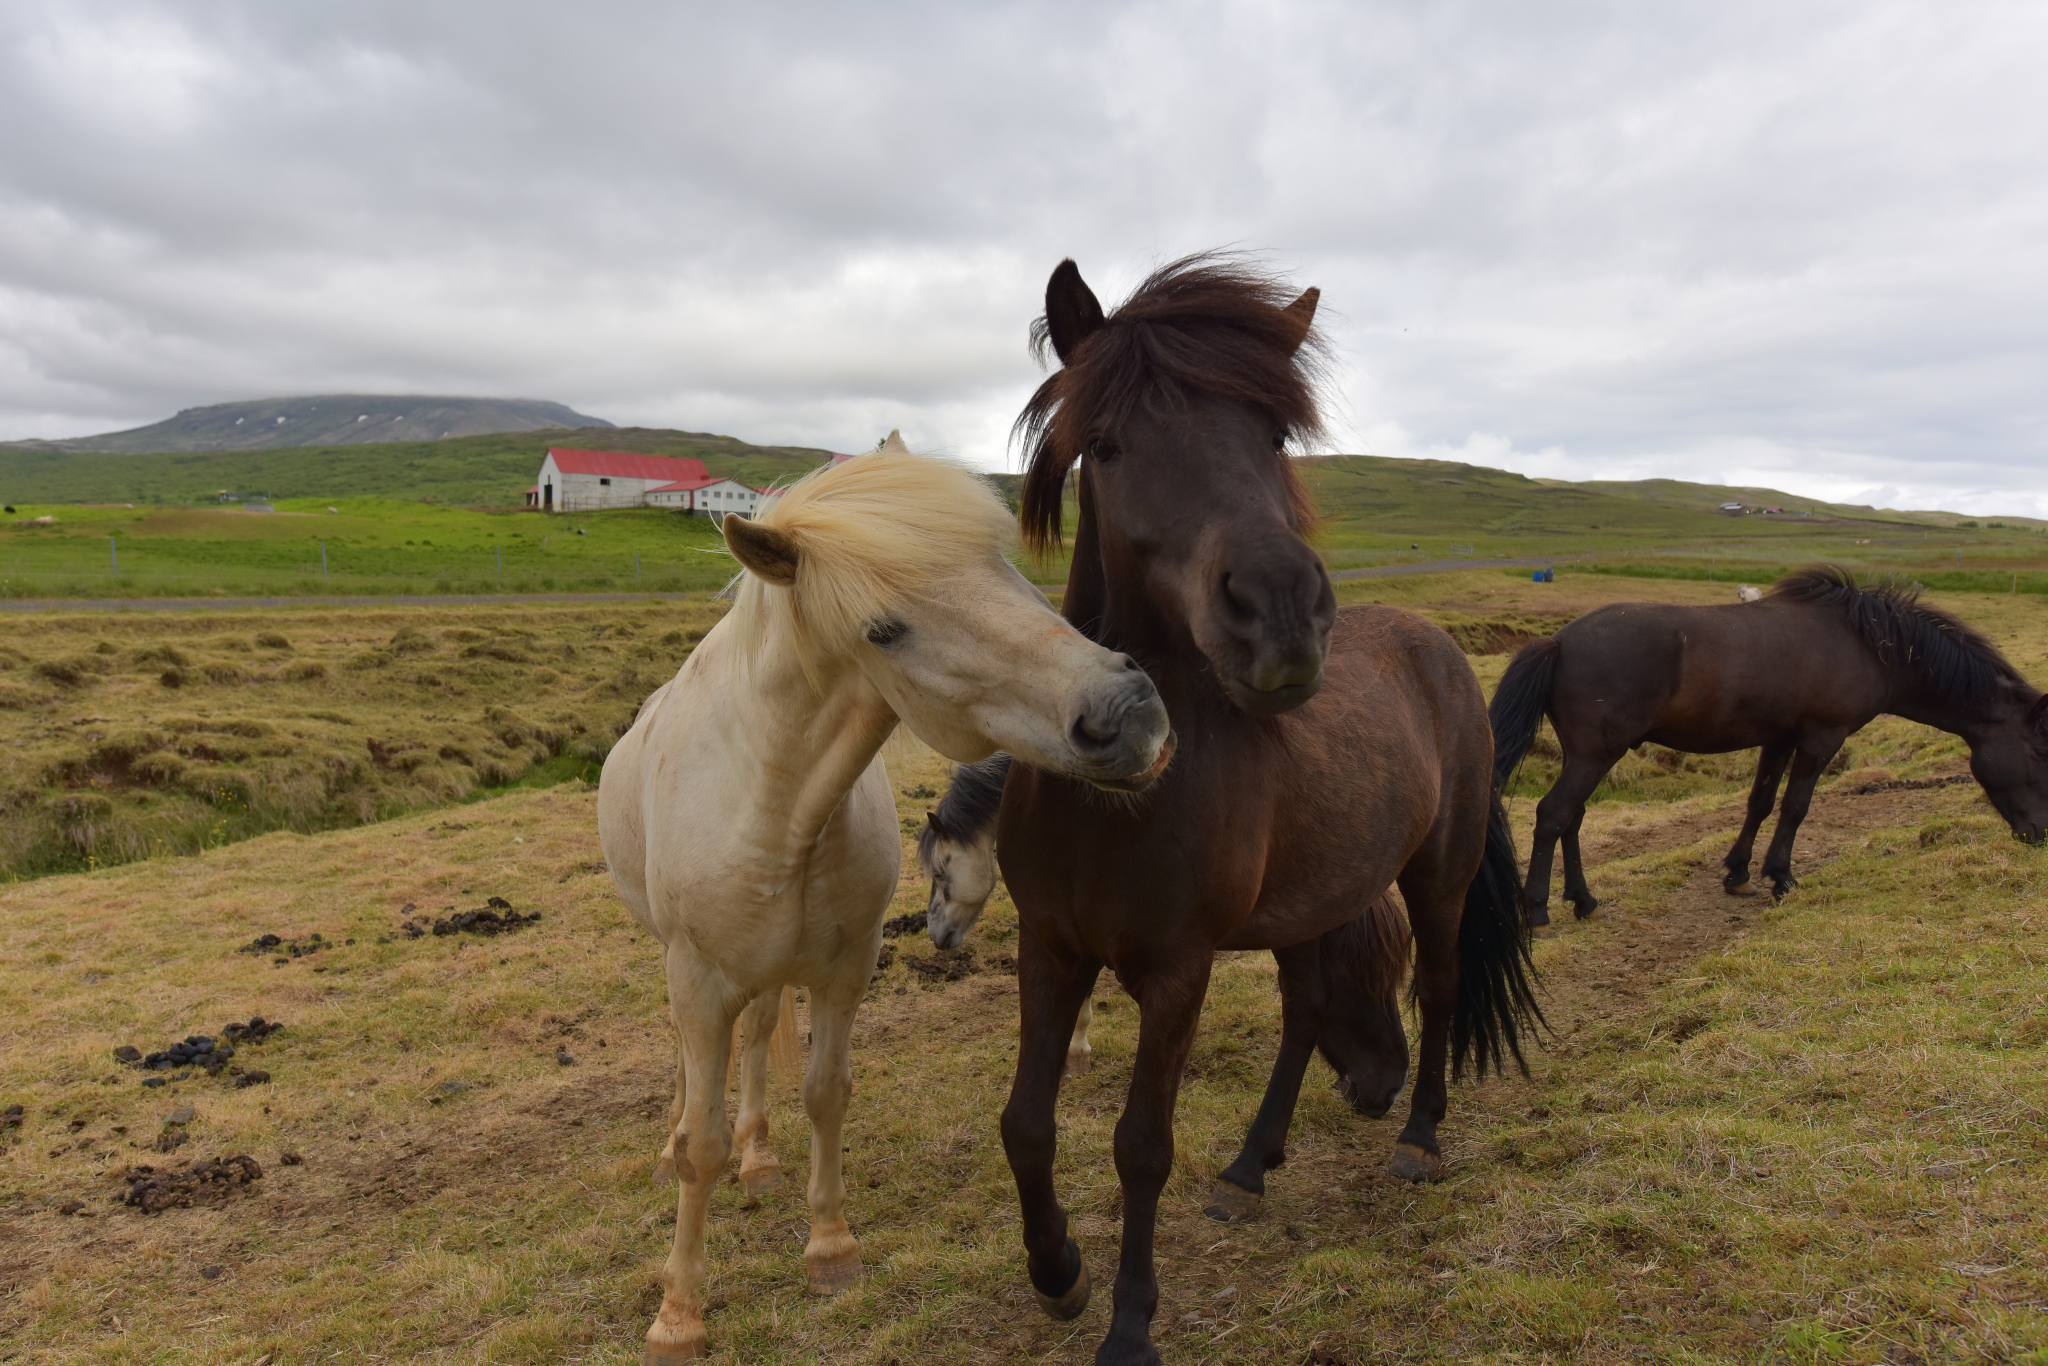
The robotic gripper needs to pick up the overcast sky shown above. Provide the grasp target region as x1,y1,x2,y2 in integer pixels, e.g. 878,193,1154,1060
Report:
4,1,2045,514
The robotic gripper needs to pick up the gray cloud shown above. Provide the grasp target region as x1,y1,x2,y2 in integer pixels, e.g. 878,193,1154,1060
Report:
2,0,2044,511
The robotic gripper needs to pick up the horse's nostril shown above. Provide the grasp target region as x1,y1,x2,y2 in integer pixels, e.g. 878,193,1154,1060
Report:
1071,709,1119,754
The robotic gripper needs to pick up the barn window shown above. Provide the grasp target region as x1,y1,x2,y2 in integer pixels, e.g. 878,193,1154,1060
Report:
600,477,611,486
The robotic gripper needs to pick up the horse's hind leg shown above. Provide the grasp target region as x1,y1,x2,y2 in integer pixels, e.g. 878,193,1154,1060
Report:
1724,742,1794,895
1560,805,1597,919
1208,940,1321,1223
653,1048,685,1186
798,966,866,1293
733,988,785,1198
1528,751,1616,925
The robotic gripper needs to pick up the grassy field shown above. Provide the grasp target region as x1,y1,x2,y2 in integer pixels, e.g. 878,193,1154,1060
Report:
0,426,840,509
1,573,2044,1363
0,501,749,599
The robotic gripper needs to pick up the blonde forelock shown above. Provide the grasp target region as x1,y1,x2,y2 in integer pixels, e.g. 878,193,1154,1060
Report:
727,450,1017,684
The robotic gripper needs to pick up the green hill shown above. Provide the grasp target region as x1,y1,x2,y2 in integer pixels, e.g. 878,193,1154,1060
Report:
0,426,840,508
2,395,612,454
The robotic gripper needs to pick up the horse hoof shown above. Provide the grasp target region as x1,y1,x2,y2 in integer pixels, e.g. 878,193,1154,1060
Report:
738,1163,781,1198
1525,900,1551,929
1724,879,1755,897
644,1307,707,1364
1570,896,1598,920
1388,1142,1442,1184
1032,1243,1091,1321
806,1245,861,1295
644,1343,706,1366
1063,1050,1092,1079
1770,879,1798,900
651,1155,676,1187
1203,1180,1262,1223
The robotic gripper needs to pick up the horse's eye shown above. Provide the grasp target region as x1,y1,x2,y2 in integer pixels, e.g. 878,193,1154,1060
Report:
1086,435,1117,464
864,619,908,648
1272,428,1290,453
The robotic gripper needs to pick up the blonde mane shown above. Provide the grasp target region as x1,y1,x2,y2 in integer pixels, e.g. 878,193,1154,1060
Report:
726,448,1019,683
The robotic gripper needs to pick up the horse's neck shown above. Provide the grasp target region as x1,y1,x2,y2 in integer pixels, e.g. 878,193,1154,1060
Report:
724,626,898,862
1887,676,2021,747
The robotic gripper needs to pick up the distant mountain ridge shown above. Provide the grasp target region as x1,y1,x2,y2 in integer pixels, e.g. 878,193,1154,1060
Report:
1,395,612,454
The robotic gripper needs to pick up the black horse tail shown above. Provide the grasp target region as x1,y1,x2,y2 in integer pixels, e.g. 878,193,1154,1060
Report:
1488,636,1560,791
1451,789,1544,1079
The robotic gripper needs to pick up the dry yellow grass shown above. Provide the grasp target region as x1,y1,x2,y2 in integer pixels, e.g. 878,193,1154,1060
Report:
2,579,2045,1364
0,599,724,879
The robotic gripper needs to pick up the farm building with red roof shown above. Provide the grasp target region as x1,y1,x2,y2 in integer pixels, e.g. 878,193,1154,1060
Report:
529,448,711,512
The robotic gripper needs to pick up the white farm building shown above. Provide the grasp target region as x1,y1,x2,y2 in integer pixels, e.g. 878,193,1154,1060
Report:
525,448,773,517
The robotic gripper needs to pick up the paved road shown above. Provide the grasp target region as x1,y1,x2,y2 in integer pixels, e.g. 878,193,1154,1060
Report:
0,556,1580,612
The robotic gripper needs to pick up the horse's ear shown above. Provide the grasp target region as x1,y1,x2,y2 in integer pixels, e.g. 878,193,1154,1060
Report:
1279,286,1320,353
723,515,799,586
1045,259,1105,364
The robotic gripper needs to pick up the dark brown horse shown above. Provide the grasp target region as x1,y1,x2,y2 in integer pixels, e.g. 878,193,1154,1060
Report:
994,255,1539,1366
1491,566,2048,919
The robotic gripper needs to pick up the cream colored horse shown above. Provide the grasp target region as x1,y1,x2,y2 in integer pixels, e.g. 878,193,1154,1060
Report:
599,446,1172,1365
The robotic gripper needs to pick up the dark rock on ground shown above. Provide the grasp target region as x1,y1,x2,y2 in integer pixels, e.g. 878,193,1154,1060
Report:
112,1045,141,1064
279,1149,303,1166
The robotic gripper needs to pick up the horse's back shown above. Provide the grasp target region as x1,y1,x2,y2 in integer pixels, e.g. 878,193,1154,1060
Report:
1551,598,1876,750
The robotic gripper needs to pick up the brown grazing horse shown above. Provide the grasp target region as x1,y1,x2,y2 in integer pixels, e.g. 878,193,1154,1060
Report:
995,255,1539,1366
1491,566,2048,919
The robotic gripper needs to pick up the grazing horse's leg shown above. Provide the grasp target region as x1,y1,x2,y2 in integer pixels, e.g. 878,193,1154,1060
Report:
1207,940,1322,1222
732,989,784,1197
1099,957,1214,1366
646,953,740,1366
1001,931,1103,1323
1724,741,1795,895
1526,751,1618,921
798,964,867,1293
1758,738,1846,899
1067,991,1096,1078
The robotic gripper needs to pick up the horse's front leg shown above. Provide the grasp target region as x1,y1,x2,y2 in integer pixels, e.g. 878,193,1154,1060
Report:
1391,867,1463,1183
1760,740,1842,898
646,953,740,1365
794,963,865,1293
1724,742,1794,895
733,987,785,1198
1000,930,1101,1322
653,1046,686,1186
1208,941,1320,1222
1097,957,1213,1366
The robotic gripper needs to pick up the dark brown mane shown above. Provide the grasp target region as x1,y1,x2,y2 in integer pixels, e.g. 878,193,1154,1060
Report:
1013,252,1329,550
1770,565,2029,708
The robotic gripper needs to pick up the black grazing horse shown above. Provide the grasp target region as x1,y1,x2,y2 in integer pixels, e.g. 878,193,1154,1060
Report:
994,254,1538,1366
1491,566,2048,919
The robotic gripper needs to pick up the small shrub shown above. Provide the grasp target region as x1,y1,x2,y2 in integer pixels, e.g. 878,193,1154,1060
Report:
280,661,328,682
255,632,291,650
